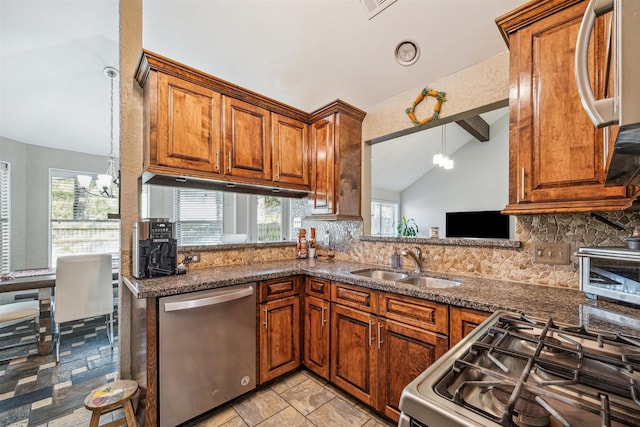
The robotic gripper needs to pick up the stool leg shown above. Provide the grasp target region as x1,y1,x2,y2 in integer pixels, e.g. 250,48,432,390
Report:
89,410,101,427
124,400,137,427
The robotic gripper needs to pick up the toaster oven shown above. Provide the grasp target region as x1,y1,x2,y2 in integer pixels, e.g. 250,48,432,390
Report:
578,246,640,306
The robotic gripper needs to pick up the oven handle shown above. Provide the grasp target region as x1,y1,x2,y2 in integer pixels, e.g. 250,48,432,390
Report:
164,286,254,312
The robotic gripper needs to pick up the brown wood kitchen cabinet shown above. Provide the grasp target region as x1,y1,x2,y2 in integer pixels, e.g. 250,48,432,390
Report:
378,292,449,422
449,306,490,348
303,277,330,379
136,50,314,195
497,0,637,214
258,277,301,384
309,101,366,220
145,70,223,174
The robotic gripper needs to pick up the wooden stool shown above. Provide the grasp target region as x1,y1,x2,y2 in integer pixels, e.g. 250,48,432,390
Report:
84,379,138,427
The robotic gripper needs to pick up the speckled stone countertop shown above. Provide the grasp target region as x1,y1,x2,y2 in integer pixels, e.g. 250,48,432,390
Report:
123,259,640,331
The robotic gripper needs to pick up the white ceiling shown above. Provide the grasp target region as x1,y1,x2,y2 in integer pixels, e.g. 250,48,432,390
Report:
0,0,525,157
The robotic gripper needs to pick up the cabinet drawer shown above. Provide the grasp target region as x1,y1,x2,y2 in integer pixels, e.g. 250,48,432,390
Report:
331,282,377,313
260,277,300,302
305,277,330,299
379,292,448,335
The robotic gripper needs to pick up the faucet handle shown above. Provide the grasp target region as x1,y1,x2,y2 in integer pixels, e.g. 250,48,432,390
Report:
414,246,422,259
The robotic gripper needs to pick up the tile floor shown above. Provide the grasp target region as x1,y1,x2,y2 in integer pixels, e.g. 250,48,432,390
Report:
1,304,395,427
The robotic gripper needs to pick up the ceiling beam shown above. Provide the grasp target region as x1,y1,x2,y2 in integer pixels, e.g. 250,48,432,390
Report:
456,115,490,142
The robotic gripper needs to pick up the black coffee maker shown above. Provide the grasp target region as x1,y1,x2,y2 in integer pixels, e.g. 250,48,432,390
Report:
132,219,182,279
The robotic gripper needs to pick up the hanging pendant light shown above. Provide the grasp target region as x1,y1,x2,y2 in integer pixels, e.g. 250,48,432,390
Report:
435,124,454,170
78,66,119,197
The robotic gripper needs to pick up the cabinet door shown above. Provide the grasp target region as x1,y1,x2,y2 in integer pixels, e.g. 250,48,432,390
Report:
272,114,309,186
378,319,448,422
156,73,221,173
310,115,335,214
259,296,300,383
330,303,377,407
304,295,330,379
506,2,627,211
449,307,489,348
223,97,271,180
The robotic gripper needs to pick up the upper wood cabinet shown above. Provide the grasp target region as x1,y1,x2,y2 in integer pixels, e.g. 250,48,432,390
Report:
272,114,309,186
223,97,271,181
309,101,366,220
136,50,314,196
496,0,638,214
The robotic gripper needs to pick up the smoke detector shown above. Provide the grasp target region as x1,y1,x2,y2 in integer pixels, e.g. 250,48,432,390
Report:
361,0,398,20
395,40,420,66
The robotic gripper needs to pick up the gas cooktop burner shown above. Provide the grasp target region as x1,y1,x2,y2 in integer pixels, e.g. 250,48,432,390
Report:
491,385,549,427
400,311,640,427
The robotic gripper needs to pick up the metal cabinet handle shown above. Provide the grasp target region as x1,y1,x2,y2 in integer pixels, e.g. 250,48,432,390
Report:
521,167,525,200
263,307,268,330
215,151,220,172
321,304,326,327
368,320,374,347
227,152,232,172
604,127,610,168
377,322,383,349
276,161,280,180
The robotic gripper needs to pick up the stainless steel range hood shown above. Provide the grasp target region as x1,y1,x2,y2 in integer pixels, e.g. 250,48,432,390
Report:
576,0,640,187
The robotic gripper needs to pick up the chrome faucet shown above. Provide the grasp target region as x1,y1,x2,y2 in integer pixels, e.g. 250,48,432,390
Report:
401,247,423,274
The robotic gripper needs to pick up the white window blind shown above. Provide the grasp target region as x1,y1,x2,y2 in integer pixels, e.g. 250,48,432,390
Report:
0,161,10,273
173,188,223,245
371,200,398,236
50,169,120,267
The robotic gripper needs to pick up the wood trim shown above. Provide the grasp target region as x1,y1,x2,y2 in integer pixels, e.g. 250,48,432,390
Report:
502,195,638,214
308,99,366,123
145,298,157,427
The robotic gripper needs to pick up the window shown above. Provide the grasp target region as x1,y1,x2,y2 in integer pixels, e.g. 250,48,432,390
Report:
50,169,120,267
371,200,398,236
173,188,223,245
0,161,10,274
257,195,283,242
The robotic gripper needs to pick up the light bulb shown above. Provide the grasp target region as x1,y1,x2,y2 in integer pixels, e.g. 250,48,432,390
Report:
97,174,113,189
433,152,444,165
77,175,92,189
444,158,454,169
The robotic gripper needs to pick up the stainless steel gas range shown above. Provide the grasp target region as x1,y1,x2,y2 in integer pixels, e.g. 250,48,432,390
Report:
398,310,640,426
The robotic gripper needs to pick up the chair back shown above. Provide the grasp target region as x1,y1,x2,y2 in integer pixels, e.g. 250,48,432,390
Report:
55,254,113,324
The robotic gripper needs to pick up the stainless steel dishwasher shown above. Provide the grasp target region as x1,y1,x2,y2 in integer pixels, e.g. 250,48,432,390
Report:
159,283,256,427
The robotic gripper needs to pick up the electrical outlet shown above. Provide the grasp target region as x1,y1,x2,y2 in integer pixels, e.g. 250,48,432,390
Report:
293,217,302,228
532,242,570,265
190,253,201,263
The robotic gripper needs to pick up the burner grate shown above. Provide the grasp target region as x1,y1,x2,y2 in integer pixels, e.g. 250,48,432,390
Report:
434,313,640,426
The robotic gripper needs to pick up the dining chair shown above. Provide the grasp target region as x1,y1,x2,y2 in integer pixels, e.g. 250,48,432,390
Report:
54,254,114,363
0,300,39,356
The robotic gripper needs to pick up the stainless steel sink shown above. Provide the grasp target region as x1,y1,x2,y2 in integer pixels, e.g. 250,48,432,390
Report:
396,276,462,288
351,269,409,281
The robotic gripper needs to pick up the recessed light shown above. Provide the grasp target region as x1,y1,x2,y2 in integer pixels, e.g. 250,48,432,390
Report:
395,40,420,66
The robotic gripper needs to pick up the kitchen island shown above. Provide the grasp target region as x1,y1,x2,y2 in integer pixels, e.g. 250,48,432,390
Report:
123,259,640,426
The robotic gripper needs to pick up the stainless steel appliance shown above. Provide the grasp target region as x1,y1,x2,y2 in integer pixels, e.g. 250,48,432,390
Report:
159,284,256,427
132,219,181,279
399,310,640,426
576,0,640,186
578,246,640,306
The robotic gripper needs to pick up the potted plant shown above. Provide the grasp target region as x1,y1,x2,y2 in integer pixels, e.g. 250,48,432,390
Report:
396,216,419,237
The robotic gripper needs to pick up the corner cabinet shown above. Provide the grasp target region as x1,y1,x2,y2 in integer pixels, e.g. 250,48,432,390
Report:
496,0,638,214
309,101,366,220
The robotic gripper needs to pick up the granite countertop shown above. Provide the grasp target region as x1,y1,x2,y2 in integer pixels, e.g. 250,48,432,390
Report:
123,259,640,332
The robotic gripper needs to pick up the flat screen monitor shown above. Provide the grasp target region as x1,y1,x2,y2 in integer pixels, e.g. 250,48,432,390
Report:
445,210,509,239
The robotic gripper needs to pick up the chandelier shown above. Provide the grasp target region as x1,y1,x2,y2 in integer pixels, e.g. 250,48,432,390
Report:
77,66,120,198
432,124,454,170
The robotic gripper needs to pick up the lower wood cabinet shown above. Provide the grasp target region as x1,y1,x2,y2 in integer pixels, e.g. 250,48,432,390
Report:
304,295,330,379
378,319,448,421
449,306,490,347
330,302,378,407
259,277,301,384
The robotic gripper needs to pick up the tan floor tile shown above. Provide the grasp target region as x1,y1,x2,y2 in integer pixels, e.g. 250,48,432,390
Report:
256,406,315,427
323,383,360,406
280,378,335,416
47,408,92,427
306,397,370,427
232,388,289,426
194,405,241,427
363,417,396,427
269,371,310,394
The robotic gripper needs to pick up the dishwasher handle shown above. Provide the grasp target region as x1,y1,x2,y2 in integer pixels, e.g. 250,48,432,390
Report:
164,285,254,312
